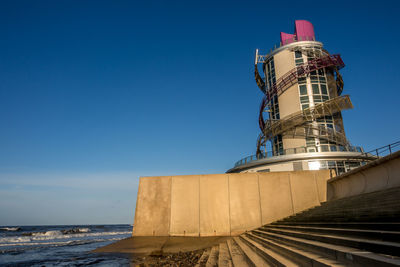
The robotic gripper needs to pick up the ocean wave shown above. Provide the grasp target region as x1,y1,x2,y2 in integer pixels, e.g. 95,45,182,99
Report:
0,237,125,253
22,227,91,237
0,231,131,244
0,227,21,232
62,227,90,234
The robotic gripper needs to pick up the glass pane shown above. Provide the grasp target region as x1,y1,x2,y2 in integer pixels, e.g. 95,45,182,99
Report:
321,84,328,94
300,96,309,103
321,145,329,152
328,161,336,167
312,84,320,94
320,139,328,144
298,77,306,84
314,95,322,102
295,51,302,58
299,85,307,95
306,138,315,145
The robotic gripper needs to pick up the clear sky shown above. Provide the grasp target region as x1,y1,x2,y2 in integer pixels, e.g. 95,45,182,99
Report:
1,0,399,225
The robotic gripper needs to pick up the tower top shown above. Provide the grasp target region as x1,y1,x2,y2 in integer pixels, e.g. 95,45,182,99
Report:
280,20,315,45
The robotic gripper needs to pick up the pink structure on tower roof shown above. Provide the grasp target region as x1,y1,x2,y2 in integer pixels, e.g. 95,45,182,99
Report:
280,20,315,45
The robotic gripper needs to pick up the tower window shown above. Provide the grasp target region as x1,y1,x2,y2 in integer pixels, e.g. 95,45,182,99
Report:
312,84,320,94
299,85,307,95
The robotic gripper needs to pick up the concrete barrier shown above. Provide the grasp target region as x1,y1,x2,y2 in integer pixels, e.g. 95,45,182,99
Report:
327,151,400,201
132,176,171,236
199,174,230,236
133,170,330,237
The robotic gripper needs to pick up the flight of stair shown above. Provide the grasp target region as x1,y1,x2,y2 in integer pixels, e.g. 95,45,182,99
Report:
195,186,400,266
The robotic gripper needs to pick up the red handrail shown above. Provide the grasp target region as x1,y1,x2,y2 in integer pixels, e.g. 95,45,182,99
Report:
259,54,345,131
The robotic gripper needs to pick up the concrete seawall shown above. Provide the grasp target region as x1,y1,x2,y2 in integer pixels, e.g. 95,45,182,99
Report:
132,170,330,237
327,151,400,201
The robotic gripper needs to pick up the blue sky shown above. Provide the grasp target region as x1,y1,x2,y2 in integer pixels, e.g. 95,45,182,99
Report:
1,0,399,225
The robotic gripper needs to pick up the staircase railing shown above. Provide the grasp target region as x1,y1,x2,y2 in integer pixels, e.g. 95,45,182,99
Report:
363,141,400,158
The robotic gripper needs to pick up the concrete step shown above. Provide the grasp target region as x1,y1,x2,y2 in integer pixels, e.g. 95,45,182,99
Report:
240,234,300,266
245,233,346,267
265,224,400,242
297,204,400,215
295,206,400,217
257,227,400,257
206,245,219,267
291,202,400,214
196,248,211,267
322,194,400,205
226,239,251,267
320,198,400,207
271,221,400,232
290,216,400,223
282,210,400,222
282,188,400,222
251,229,400,266
271,222,400,231
233,236,269,266
323,187,400,203
218,242,232,267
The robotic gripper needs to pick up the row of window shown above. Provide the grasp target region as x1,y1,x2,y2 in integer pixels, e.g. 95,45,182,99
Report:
265,59,276,89
308,160,364,176
272,135,283,156
295,48,336,148
265,58,280,121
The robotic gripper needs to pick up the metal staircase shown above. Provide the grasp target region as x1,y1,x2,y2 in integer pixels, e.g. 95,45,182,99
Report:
254,47,349,158
256,95,353,156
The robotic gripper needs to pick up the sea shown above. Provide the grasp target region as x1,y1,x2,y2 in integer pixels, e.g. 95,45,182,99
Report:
0,224,133,266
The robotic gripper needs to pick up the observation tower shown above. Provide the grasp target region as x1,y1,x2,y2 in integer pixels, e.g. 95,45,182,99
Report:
228,20,374,175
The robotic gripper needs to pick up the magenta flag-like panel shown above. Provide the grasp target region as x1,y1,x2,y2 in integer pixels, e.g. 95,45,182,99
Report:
280,20,315,44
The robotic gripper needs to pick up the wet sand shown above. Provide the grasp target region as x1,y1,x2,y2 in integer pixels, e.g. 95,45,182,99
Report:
93,236,231,266
94,236,230,255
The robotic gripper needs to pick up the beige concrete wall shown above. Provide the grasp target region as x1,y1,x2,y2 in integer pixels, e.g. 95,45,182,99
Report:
199,174,230,236
244,162,294,173
282,136,306,151
279,85,301,119
229,173,262,235
133,170,330,237
132,176,172,236
327,152,400,201
258,172,293,224
274,50,295,79
289,171,323,213
170,175,200,236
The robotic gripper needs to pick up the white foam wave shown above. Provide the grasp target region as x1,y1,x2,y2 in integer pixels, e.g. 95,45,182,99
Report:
0,231,131,245
0,236,125,249
31,230,62,237
0,227,21,231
